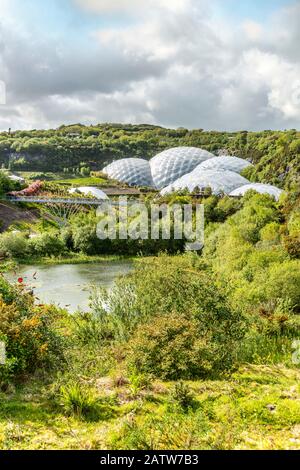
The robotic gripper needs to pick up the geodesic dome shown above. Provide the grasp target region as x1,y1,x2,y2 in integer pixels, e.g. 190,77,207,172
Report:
160,170,250,196
8,174,25,183
102,158,154,187
150,147,214,189
69,186,109,200
229,183,283,201
193,156,253,174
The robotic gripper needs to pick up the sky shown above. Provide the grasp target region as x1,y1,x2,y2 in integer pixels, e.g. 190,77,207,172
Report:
0,0,300,131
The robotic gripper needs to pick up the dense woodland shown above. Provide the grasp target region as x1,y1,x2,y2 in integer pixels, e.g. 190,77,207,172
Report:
0,124,300,188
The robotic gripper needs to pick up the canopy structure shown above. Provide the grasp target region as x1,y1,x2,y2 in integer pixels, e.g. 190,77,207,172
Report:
229,183,283,201
193,156,253,174
68,186,109,200
102,158,154,187
150,147,214,189
160,170,250,196
8,174,25,183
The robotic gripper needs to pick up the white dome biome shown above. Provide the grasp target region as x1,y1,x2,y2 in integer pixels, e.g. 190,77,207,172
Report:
102,158,154,187
150,147,214,189
193,156,253,174
160,170,250,196
68,186,109,199
9,174,26,183
229,183,283,201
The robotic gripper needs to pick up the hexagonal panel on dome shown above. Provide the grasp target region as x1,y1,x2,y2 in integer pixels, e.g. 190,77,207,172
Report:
229,183,283,201
160,170,250,196
193,156,253,174
150,147,214,189
102,158,154,187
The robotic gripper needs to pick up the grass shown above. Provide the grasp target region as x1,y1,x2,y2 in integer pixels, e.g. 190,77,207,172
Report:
56,177,107,186
9,253,136,266
0,364,300,450
17,172,108,186
18,172,67,181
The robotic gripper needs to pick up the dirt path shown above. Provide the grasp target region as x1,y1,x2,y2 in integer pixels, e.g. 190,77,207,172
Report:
0,202,39,231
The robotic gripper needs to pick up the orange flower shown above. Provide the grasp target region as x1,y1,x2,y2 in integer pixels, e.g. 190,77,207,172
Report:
22,316,41,329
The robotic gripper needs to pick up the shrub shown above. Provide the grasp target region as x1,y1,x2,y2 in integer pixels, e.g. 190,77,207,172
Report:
59,383,100,420
260,222,281,243
0,276,66,386
0,232,29,258
90,255,245,380
72,224,102,255
0,171,15,194
108,411,209,450
282,234,300,258
28,232,66,257
263,260,300,310
169,382,196,412
72,309,112,345
127,312,240,380
128,369,152,397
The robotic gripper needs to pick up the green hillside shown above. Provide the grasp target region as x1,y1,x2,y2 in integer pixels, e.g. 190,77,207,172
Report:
0,125,299,188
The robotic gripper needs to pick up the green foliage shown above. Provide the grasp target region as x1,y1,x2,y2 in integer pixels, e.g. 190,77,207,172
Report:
59,383,104,421
72,307,113,345
0,231,67,259
80,166,90,177
89,255,245,379
0,171,15,194
72,222,102,255
108,410,209,450
0,276,66,387
0,232,29,258
1,125,299,188
202,195,242,223
127,312,239,380
204,192,300,314
128,370,152,398
169,382,196,412
28,232,66,257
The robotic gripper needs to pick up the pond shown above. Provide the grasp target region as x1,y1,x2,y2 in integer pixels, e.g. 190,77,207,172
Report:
5,261,133,313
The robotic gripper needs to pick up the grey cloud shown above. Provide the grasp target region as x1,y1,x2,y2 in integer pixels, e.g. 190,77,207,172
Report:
0,0,300,131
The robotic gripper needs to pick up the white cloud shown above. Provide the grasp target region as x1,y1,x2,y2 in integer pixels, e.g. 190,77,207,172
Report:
237,49,300,119
0,0,300,130
74,0,189,14
242,20,263,41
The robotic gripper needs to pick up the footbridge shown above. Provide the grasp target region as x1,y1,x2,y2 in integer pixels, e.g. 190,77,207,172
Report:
4,195,130,225
6,196,109,205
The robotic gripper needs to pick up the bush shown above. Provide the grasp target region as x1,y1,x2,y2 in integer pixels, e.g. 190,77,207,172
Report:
0,171,15,194
127,312,240,380
0,232,29,258
28,232,66,257
282,234,300,258
72,308,113,345
128,370,152,398
59,383,101,420
72,224,102,255
0,276,66,387
263,261,300,310
169,382,196,412
108,410,209,450
89,255,245,380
